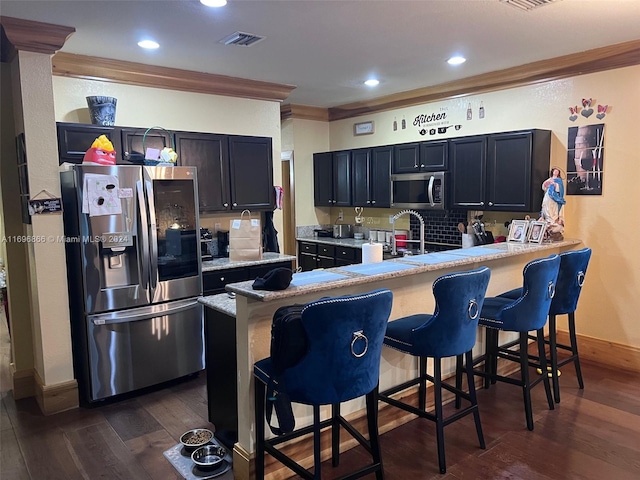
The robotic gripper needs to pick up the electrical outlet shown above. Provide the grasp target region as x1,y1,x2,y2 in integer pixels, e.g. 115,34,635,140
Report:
214,223,221,231
389,215,394,223
338,210,344,221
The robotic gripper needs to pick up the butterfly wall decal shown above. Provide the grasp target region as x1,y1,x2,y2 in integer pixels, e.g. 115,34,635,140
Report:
598,105,608,113
582,98,593,108
569,106,580,114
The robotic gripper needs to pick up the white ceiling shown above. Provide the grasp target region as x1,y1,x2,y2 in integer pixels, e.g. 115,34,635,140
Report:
2,0,639,108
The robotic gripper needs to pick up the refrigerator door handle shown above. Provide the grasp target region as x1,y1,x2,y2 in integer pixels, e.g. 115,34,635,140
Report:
90,299,200,325
136,180,150,290
145,178,159,293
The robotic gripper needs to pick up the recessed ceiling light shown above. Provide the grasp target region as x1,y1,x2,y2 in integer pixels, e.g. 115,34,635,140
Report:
138,40,159,49
364,79,380,87
200,0,227,7
447,56,466,65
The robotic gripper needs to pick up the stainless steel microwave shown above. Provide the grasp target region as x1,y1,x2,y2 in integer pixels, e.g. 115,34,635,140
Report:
390,171,447,210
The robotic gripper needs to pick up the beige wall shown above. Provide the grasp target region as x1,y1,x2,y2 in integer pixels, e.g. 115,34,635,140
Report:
282,118,330,227
322,65,640,349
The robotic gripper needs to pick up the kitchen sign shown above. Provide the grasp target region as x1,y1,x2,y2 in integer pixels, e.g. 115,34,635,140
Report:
413,109,461,136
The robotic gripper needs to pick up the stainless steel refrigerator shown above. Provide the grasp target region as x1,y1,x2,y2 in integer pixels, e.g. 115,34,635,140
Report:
61,165,204,404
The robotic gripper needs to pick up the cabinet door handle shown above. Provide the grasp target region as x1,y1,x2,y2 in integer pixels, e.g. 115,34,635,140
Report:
480,202,485,206
233,202,237,207
223,203,229,207
220,276,225,281
366,200,371,204
488,202,494,206
124,151,130,158
420,164,425,168
371,200,376,204
414,164,418,168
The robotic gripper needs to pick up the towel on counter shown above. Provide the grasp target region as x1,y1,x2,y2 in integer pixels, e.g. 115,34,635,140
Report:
82,173,122,216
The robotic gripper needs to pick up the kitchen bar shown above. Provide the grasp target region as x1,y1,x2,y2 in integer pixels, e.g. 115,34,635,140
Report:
200,239,582,480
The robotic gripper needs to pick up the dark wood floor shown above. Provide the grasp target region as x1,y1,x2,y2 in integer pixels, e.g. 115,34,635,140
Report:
2,308,640,479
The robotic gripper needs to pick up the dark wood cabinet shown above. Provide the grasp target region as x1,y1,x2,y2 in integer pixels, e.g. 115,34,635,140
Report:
120,127,172,164
352,147,392,208
175,132,229,212
419,140,448,170
202,260,293,295
313,151,352,207
392,143,421,174
57,123,121,165
450,130,551,212
449,136,487,209
228,136,274,211
486,130,550,211
297,241,361,271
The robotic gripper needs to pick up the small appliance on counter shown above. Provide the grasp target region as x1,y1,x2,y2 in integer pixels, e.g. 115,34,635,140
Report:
217,230,229,258
313,228,333,238
333,224,353,238
200,228,214,261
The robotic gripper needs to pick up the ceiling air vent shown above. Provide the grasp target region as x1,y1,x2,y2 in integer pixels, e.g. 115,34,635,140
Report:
500,0,560,11
219,31,265,47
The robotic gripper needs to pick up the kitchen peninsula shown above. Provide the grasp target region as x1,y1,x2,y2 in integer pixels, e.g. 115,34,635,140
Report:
199,240,582,480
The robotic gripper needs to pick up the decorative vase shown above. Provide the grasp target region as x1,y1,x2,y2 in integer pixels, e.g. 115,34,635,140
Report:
86,96,117,126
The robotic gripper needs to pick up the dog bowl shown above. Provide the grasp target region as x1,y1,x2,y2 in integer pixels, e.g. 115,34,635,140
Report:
180,428,213,452
191,444,226,470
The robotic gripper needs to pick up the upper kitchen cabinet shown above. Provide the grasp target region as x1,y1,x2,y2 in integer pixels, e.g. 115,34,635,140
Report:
449,135,488,210
450,130,551,211
352,146,392,208
178,133,274,212
227,136,274,211
486,130,551,211
120,127,173,164
392,140,447,173
175,132,229,213
57,122,121,165
313,150,351,207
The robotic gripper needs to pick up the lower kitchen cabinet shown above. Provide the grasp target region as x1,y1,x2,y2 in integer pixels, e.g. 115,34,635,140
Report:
298,241,362,271
202,260,293,295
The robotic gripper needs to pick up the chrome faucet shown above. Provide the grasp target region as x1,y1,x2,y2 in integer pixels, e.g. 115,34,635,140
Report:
390,209,426,256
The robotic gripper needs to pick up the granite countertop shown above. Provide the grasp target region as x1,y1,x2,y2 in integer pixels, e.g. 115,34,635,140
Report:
201,252,296,272
199,292,237,317
220,239,582,303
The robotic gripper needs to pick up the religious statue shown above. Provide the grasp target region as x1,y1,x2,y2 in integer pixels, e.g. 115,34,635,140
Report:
540,167,565,241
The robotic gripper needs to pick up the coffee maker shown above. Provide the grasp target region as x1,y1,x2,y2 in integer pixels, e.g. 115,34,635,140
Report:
200,228,214,261
217,230,229,258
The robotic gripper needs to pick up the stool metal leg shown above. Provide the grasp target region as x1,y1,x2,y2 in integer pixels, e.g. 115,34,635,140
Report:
254,379,266,480
466,350,485,449
365,386,384,480
549,315,561,403
331,403,340,467
519,332,534,431
418,356,427,411
454,354,463,409
537,328,555,411
568,312,584,389
433,358,446,474
313,405,321,479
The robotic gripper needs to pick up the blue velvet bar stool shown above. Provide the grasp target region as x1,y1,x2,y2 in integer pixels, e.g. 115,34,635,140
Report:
253,289,393,480
472,254,560,431
378,267,491,475
498,248,592,403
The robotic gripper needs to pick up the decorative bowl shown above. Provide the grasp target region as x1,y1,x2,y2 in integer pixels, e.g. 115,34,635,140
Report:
191,444,226,470
179,428,213,452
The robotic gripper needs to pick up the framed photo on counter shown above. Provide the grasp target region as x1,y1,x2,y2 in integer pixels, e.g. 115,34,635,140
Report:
527,221,546,244
507,220,528,243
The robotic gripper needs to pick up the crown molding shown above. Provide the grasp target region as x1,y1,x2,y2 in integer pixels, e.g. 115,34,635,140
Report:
280,104,329,122
52,52,296,103
0,16,75,62
328,39,640,121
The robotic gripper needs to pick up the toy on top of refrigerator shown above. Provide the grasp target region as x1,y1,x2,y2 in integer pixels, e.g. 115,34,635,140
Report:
82,135,117,166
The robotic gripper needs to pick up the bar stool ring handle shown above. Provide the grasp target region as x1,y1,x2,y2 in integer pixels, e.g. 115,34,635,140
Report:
351,330,368,358
548,281,556,299
577,271,586,287
468,299,479,320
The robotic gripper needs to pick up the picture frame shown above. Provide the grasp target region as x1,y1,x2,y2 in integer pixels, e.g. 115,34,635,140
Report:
353,121,375,136
527,221,546,244
507,220,528,243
